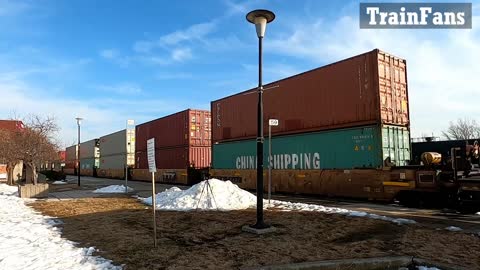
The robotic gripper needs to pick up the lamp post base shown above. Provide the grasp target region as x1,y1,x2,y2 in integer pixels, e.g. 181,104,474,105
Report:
242,224,276,235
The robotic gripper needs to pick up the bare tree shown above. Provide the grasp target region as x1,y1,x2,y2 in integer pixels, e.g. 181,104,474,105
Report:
442,118,480,140
0,129,23,185
0,115,60,185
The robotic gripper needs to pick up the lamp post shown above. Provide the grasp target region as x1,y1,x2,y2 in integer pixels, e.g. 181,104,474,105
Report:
246,9,275,230
76,117,83,186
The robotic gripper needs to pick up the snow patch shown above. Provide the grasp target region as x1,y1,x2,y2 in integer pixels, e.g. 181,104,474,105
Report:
93,185,133,193
445,226,462,232
0,184,120,269
0,183,18,196
270,200,416,225
142,179,256,211
52,181,68,185
141,179,416,225
417,266,441,270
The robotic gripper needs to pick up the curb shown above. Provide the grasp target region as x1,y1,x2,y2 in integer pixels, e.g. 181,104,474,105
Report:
244,256,466,270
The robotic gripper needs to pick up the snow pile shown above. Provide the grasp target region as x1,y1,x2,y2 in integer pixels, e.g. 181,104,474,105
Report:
142,179,256,211
0,184,120,270
52,181,68,185
270,200,416,225
93,185,133,193
445,226,462,232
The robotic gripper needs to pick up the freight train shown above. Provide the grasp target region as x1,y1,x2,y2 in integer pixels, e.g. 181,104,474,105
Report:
58,49,480,212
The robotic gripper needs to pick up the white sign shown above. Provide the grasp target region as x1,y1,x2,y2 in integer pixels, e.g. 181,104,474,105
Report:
269,119,279,126
147,138,156,173
127,119,135,126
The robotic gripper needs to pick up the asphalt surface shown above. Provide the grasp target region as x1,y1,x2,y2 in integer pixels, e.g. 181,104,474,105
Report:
46,175,480,233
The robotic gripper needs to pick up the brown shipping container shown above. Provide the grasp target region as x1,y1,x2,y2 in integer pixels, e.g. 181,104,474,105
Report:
211,49,409,142
135,146,211,169
135,109,211,151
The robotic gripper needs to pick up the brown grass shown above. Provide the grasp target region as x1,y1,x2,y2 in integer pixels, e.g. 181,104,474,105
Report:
31,198,480,270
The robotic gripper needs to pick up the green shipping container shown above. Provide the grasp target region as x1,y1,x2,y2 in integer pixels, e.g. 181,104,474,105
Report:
80,158,99,169
212,125,410,170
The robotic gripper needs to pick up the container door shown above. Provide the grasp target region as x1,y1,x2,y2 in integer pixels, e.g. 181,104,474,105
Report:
189,110,211,147
377,51,409,126
189,146,211,168
381,125,410,166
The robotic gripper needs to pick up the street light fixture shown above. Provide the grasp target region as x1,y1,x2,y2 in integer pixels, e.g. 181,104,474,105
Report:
75,117,83,187
246,9,275,230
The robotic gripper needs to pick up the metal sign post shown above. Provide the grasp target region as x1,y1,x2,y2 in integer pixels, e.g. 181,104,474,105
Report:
125,120,135,194
147,138,157,247
268,119,279,204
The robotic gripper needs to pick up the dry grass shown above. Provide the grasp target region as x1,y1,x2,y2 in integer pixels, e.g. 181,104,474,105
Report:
31,198,480,270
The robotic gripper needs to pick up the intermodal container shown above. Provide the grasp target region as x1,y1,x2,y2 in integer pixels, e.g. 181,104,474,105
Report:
65,145,77,163
100,154,126,170
135,109,211,152
211,49,409,143
80,158,97,169
135,146,211,169
99,129,135,167
0,120,24,131
212,125,410,170
79,139,100,159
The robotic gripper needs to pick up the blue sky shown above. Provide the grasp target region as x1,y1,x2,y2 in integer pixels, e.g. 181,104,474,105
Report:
0,0,479,146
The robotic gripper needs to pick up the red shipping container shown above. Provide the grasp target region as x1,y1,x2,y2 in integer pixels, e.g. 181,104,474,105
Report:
211,49,409,143
136,109,211,151
135,146,211,169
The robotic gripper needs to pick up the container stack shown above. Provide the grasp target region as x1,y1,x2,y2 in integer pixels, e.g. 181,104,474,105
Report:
133,109,211,183
97,129,135,178
64,145,77,174
211,49,411,170
79,139,100,176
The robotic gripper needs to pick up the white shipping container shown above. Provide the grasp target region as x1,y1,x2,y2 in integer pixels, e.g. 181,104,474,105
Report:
99,154,133,169
79,139,99,159
99,129,135,164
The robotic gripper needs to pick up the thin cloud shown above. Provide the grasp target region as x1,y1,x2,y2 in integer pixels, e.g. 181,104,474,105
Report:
155,72,193,80
133,41,154,53
93,83,143,95
131,20,218,56
171,47,192,62
138,55,170,65
99,49,130,67
159,21,217,45
242,63,302,82
99,49,117,59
